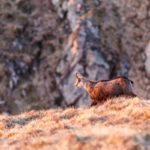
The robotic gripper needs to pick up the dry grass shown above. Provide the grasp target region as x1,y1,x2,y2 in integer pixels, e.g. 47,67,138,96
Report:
0,97,150,150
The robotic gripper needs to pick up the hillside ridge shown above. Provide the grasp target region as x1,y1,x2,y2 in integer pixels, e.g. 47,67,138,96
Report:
0,97,150,150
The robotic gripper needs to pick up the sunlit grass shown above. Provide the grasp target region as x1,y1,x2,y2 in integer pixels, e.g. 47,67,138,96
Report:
0,96,150,149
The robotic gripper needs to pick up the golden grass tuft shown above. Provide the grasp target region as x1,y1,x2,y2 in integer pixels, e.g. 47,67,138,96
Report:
0,96,150,150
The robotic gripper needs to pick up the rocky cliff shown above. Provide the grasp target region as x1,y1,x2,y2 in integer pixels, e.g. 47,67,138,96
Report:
0,0,150,114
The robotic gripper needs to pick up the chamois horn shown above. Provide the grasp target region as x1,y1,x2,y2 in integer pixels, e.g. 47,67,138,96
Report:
76,72,83,79
74,72,83,87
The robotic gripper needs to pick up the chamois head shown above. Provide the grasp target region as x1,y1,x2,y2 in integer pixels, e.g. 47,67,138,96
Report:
74,72,90,91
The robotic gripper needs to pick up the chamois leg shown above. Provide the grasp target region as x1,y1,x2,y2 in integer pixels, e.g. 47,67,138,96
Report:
128,92,137,97
131,93,136,97
90,101,98,107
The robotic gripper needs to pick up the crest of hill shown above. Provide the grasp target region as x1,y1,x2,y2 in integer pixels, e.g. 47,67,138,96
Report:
0,96,150,150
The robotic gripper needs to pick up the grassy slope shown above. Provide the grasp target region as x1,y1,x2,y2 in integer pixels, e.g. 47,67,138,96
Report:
0,97,150,150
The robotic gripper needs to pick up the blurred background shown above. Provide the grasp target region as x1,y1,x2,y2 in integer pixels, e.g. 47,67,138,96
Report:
0,0,150,114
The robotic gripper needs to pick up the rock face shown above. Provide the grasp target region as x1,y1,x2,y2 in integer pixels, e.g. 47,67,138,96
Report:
145,41,150,78
53,0,110,106
0,0,66,113
95,0,150,98
0,0,150,113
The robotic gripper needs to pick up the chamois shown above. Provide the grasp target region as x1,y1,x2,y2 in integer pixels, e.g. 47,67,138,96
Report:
75,73,136,106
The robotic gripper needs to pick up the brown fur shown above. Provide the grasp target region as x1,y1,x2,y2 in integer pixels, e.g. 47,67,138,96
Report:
75,73,136,106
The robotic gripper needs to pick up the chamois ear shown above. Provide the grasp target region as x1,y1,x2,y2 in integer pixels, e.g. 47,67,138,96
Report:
76,72,83,79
